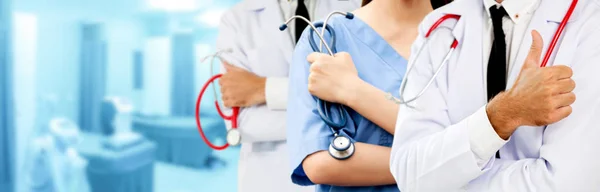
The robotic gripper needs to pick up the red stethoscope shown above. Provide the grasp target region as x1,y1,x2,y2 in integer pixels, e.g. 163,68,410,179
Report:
396,0,578,107
195,49,242,150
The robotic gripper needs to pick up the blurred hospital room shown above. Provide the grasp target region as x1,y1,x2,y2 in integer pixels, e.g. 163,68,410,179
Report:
0,0,241,191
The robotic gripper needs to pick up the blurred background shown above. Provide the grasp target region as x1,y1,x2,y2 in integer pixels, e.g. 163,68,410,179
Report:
0,0,242,191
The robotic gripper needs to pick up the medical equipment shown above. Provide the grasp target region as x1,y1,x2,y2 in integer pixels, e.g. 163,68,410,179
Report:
195,49,242,151
100,97,144,151
395,0,579,107
24,118,90,192
280,12,357,160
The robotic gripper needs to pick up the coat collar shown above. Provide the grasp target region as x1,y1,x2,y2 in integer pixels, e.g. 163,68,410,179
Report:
437,0,581,44
437,0,582,89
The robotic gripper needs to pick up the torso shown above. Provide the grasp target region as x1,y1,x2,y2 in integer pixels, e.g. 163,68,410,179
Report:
310,15,406,192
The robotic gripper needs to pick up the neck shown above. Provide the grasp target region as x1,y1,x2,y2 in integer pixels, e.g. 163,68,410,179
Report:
369,0,433,25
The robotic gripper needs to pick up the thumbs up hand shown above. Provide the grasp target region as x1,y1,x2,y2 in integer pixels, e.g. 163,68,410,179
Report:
487,30,576,140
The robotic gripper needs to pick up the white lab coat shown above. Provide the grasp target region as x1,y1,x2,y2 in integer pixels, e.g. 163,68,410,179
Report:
215,0,360,191
390,0,600,191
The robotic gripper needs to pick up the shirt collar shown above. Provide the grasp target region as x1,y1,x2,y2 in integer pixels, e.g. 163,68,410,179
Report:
483,0,539,23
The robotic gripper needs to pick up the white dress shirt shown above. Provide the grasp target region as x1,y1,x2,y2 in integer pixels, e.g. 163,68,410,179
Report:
279,0,318,43
469,0,540,168
264,0,317,110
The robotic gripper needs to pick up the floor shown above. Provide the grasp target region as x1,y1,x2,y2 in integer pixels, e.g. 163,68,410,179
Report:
154,148,240,192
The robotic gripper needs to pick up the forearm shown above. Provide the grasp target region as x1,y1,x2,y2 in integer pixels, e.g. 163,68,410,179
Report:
302,142,395,186
344,80,399,134
391,108,487,191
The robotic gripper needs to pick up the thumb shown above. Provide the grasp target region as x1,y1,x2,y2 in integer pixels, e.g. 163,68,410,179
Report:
222,61,239,72
523,30,544,69
306,52,328,64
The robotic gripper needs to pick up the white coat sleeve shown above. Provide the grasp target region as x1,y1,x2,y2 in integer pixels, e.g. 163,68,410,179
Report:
265,77,289,110
214,9,287,143
389,14,505,191
467,20,600,192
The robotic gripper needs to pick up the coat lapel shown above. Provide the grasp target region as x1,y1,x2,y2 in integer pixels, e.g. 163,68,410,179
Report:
251,0,294,62
441,0,486,103
506,0,582,88
438,0,490,119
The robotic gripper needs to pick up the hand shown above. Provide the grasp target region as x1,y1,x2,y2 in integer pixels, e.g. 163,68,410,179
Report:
306,52,362,105
219,62,266,107
487,30,576,139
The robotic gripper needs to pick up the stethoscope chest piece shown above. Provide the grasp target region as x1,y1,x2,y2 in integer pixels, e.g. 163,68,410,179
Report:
328,135,355,160
226,129,241,146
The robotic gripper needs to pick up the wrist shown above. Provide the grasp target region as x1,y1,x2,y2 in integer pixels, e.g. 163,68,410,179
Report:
486,93,520,140
255,77,267,105
340,77,365,106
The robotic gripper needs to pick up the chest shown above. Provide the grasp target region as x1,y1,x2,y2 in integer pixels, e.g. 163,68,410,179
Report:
440,16,580,158
233,1,359,77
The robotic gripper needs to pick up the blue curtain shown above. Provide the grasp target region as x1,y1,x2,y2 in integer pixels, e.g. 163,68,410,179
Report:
0,0,14,191
133,50,144,90
78,23,107,132
170,33,195,117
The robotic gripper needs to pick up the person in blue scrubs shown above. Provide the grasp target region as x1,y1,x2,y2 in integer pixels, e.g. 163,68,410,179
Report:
287,0,450,191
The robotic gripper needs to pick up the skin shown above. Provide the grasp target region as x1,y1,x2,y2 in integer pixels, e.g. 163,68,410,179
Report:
487,31,576,139
304,2,577,187
302,0,433,186
219,62,267,107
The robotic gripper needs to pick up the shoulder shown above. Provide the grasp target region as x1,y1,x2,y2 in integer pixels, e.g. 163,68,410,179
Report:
298,15,351,44
220,0,263,24
418,0,468,29
220,3,245,24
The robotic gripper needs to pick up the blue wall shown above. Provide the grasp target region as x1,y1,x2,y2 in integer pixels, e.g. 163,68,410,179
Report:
170,32,196,116
0,0,15,191
3,0,243,191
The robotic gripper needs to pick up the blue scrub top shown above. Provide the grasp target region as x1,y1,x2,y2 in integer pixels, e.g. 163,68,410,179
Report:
287,15,407,192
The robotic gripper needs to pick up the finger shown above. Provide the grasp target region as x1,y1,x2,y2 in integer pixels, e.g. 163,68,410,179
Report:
223,100,233,108
552,78,576,94
524,30,544,69
235,100,246,107
547,65,573,80
307,52,329,64
553,92,576,108
334,52,351,58
549,105,573,123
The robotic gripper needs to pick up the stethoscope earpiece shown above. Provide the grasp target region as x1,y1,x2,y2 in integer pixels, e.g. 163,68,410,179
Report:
344,12,354,19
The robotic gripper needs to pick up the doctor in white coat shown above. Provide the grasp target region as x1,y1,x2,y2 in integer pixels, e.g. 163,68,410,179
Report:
214,0,360,191
390,0,600,191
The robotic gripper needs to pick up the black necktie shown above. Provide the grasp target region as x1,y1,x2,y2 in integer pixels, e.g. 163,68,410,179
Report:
487,6,507,158
295,0,310,43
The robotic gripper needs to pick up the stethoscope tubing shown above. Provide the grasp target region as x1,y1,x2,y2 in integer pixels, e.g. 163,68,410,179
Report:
397,0,577,106
195,50,240,151
281,13,354,131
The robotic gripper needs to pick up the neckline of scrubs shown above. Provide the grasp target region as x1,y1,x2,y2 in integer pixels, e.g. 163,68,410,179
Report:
336,15,408,77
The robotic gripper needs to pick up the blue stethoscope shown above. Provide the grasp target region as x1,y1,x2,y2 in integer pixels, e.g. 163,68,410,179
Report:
279,12,356,160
